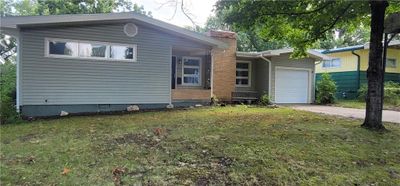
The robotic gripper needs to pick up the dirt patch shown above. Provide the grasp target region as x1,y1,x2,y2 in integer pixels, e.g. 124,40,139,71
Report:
112,167,127,186
114,133,159,147
19,133,39,142
216,156,234,167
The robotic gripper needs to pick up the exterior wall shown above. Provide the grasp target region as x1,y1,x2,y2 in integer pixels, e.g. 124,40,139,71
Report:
270,54,316,103
359,48,400,73
171,89,211,101
19,22,211,116
254,59,270,95
315,51,358,73
207,31,237,101
316,48,400,74
316,71,400,99
315,47,400,99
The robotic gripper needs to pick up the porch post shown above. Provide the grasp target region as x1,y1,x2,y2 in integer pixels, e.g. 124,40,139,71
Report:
210,49,214,98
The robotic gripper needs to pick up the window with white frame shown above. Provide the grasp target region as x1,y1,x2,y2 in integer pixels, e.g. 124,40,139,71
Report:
182,57,201,85
322,58,341,68
386,58,397,68
236,61,251,87
46,38,137,61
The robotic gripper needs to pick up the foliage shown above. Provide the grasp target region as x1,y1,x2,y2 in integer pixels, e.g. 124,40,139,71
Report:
0,60,19,124
211,95,220,106
258,92,271,106
358,81,400,106
204,11,287,51
215,0,400,56
1,106,400,185
316,25,370,49
316,73,337,104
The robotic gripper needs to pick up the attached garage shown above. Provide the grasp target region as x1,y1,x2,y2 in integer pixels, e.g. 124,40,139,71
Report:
275,67,311,103
235,48,329,104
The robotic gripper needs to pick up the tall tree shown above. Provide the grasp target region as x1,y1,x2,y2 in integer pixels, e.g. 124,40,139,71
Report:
216,0,400,130
204,12,287,51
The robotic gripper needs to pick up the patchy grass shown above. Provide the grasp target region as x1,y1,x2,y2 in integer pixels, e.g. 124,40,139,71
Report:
334,99,400,111
1,106,400,185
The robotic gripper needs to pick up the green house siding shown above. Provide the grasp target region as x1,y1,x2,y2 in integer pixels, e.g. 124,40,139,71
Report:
316,71,400,99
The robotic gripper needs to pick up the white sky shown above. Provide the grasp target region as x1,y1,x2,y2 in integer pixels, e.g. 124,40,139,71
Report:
134,0,217,27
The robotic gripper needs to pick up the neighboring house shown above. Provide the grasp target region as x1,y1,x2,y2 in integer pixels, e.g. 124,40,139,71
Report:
316,42,400,99
1,12,327,117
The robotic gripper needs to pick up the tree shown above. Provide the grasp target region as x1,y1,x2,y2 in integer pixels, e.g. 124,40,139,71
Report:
317,25,370,49
216,0,400,130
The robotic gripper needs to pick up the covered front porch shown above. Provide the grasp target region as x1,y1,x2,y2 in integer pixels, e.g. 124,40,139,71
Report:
232,56,270,103
171,46,212,104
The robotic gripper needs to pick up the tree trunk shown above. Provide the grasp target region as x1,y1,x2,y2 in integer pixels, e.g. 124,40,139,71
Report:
362,0,388,130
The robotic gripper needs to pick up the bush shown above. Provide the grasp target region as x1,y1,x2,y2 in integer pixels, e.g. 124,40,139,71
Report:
211,95,220,106
316,73,337,104
258,92,271,106
0,61,19,124
358,81,400,105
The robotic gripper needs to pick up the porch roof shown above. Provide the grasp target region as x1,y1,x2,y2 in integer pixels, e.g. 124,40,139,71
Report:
236,48,330,60
1,12,228,49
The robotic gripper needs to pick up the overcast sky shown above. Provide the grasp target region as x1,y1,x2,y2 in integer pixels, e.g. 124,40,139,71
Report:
135,0,217,27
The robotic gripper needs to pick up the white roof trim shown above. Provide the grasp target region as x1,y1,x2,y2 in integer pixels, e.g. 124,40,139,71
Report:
363,40,400,49
0,12,227,48
237,48,330,60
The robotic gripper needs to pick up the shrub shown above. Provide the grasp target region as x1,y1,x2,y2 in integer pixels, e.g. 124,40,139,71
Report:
259,92,271,106
316,73,337,104
211,95,220,106
0,61,19,124
358,81,400,105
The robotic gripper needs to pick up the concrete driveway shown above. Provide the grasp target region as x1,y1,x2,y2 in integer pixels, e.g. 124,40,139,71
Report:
291,105,400,124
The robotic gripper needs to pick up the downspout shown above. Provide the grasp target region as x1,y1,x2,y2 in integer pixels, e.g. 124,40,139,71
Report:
16,36,21,113
351,50,361,90
259,54,272,98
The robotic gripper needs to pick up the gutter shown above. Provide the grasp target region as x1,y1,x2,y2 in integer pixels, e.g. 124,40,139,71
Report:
351,50,361,90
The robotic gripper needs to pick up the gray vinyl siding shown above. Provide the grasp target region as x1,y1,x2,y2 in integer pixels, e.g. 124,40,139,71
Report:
254,59,269,95
20,22,211,105
270,54,316,102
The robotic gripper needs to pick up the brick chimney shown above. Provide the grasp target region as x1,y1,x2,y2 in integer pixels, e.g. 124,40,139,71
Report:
206,30,237,102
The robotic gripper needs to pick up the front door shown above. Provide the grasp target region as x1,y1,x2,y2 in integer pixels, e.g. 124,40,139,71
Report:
171,56,176,89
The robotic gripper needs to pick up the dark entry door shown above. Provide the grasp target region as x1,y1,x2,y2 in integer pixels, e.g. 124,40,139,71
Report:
171,56,176,89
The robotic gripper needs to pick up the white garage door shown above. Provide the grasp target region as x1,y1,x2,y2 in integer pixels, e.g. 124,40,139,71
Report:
275,68,310,103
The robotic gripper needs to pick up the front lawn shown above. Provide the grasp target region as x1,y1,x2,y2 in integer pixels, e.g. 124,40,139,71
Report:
1,106,399,185
334,99,400,111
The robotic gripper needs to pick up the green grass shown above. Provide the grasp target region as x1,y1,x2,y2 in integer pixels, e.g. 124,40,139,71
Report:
1,106,400,185
334,100,400,111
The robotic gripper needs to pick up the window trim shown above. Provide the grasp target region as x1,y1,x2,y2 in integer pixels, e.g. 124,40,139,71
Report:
322,58,341,69
386,58,397,68
182,56,202,86
44,38,137,62
236,60,251,87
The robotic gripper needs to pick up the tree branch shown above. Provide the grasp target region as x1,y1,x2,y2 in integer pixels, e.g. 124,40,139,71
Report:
303,2,353,43
261,2,334,16
181,0,196,27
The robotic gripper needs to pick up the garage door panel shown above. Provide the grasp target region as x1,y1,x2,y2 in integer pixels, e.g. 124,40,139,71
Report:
275,68,310,103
